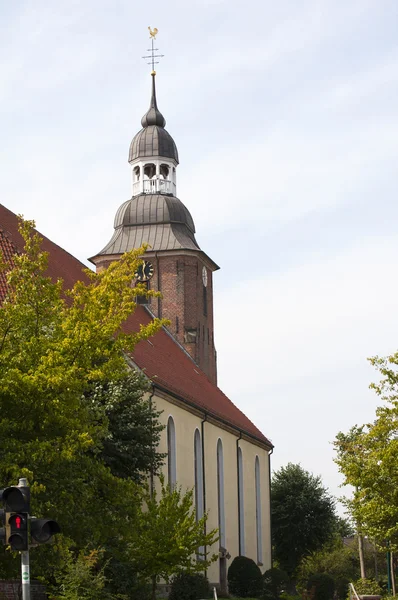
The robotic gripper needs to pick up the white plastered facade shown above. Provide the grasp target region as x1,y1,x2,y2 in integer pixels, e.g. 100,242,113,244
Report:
153,390,272,588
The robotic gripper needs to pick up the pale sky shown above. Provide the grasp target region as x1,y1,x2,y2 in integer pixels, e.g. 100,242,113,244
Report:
1,0,398,513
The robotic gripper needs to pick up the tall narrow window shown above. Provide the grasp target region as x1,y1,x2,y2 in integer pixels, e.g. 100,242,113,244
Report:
238,447,245,555
203,285,207,316
194,429,204,521
167,417,176,488
194,428,205,560
217,439,226,548
255,456,263,564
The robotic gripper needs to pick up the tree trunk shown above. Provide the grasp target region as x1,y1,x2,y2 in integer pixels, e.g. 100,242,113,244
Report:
391,551,396,596
358,533,366,579
151,576,157,600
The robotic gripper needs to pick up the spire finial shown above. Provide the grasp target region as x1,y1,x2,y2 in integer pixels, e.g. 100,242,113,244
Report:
142,27,164,76
141,29,166,128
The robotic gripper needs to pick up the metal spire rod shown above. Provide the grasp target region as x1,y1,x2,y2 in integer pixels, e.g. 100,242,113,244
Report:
143,27,164,74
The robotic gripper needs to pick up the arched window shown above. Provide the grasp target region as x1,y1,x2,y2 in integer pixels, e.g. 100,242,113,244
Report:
144,163,156,179
217,438,226,548
160,163,170,179
255,456,263,564
238,447,245,555
133,166,140,181
194,429,204,521
167,417,176,488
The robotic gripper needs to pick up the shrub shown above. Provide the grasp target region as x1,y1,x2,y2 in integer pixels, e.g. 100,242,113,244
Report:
53,548,124,600
351,578,382,597
306,573,335,600
262,568,289,600
335,577,349,600
169,572,211,600
228,556,263,598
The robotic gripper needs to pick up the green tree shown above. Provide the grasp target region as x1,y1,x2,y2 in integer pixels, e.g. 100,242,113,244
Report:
0,218,165,585
271,464,337,585
130,477,219,600
91,374,165,482
0,218,219,598
334,351,398,548
334,516,355,538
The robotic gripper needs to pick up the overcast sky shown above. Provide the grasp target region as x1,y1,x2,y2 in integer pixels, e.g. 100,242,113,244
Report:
2,0,398,513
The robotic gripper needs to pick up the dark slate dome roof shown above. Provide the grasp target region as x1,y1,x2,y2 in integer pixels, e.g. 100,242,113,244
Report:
97,194,200,256
128,74,179,164
114,193,195,233
129,127,179,163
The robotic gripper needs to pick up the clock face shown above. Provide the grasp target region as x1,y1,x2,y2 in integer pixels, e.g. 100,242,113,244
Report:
135,260,154,282
202,266,208,287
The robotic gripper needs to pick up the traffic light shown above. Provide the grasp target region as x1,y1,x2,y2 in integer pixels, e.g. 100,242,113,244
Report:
0,485,30,551
0,481,61,550
8,512,28,551
1,486,30,513
30,518,61,544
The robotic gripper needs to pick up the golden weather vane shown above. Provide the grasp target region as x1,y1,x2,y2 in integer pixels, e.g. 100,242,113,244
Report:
148,26,158,39
143,27,164,75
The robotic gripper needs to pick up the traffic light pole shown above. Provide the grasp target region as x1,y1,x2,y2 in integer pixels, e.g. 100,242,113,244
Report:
18,479,30,600
21,550,30,600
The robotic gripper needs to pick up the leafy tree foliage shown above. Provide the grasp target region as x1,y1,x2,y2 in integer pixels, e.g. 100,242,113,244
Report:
0,219,165,588
334,351,398,547
351,578,383,597
91,374,165,482
52,548,125,600
271,464,337,578
0,218,217,597
298,536,358,600
333,516,355,538
130,476,218,599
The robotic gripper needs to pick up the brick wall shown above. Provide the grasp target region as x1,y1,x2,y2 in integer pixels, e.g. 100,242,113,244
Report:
94,252,218,384
154,254,217,384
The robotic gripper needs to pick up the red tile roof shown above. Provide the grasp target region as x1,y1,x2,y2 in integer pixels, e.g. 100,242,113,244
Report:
0,229,16,303
0,203,271,447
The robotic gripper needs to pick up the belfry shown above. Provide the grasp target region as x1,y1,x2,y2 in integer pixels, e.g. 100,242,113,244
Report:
90,64,219,384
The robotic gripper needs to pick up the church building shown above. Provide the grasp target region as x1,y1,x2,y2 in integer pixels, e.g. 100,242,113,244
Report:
0,62,273,593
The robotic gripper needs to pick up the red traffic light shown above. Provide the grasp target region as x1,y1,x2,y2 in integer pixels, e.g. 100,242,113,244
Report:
9,514,25,530
8,513,28,551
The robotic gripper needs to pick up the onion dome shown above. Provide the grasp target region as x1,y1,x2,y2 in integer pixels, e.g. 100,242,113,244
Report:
95,194,200,256
129,74,179,164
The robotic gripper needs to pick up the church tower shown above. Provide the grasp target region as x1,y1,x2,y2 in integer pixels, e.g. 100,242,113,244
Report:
90,70,219,384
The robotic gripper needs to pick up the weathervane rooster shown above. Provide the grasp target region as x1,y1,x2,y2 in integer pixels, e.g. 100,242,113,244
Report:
148,27,158,39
